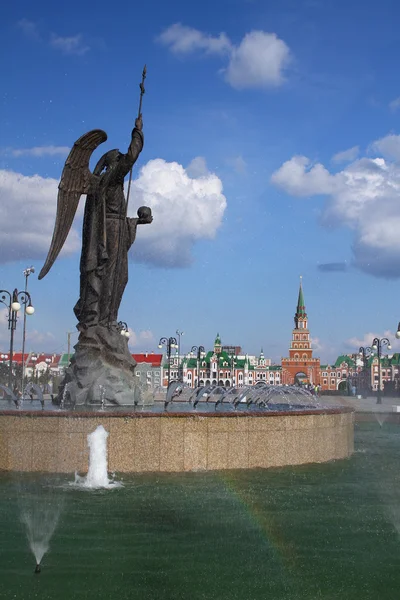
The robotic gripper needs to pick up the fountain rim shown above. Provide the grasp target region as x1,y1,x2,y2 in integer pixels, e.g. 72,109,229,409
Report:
0,406,354,419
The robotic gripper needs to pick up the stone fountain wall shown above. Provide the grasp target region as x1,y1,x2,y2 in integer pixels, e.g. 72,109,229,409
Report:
0,408,354,473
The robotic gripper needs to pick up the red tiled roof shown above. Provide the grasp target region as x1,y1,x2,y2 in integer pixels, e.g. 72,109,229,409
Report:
132,353,163,367
26,353,60,367
13,353,30,364
0,353,29,364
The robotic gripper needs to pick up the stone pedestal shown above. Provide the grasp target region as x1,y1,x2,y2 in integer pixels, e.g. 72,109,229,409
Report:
58,324,141,406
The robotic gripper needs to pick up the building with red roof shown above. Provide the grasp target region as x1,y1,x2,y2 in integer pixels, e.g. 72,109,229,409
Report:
132,353,163,389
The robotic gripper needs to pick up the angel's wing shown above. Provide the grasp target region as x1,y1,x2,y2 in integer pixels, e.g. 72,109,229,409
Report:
38,129,107,280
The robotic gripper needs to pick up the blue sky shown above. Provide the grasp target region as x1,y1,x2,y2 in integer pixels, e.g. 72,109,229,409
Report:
1,0,400,363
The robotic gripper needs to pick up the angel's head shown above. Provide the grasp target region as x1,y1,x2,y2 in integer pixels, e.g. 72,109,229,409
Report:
94,149,122,175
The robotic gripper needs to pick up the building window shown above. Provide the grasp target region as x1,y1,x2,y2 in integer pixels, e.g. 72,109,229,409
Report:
294,353,299,359
323,379,327,384
331,379,335,385
302,354,307,360
330,373,335,377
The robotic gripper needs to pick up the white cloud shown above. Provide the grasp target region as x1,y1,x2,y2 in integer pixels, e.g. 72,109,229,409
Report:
186,156,209,178
17,20,89,57
129,158,227,267
0,156,227,269
332,146,359,164
370,134,400,161
346,331,399,353
0,169,81,264
26,330,56,345
0,309,55,353
17,19,40,40
127,329,155,348
224,31,291,89
50,33,89,56
11,146,70,158
310,337,324,352
158,24,290,89
271,138,400,278
271,155,337,196
389,97,400,112
157,23,231,55
226,155,247,174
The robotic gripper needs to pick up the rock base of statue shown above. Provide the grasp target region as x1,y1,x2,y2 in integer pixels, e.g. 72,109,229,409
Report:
57,324,141,407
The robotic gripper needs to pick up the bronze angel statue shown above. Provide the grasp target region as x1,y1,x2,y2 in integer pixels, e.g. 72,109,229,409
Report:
39,113,152,406
39,114,152,329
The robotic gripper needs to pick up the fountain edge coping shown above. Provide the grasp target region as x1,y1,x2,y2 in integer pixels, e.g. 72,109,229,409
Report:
0,406,354,419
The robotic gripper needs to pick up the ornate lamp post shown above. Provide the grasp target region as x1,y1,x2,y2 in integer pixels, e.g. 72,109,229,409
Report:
158,336,178,387
191,345,205,388
0,288,34,390
371,337,391,404
176,330,184,380
30,354,38,383
21,266,35,390
117,321,130,339
230,355,237,387
359,346,372,398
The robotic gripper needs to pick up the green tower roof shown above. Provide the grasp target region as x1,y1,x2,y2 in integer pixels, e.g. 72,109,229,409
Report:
296,277,306,317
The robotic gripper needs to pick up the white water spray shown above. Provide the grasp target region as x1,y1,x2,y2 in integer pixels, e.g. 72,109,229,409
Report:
375,413,388,427
18,478,63,568
72,425,122,489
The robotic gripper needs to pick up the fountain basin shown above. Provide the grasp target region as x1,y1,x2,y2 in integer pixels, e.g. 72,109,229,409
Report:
0,405,354,473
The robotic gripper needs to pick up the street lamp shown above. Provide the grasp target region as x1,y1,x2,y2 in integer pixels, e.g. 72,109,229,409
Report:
396,323,400,339
230,355,237,387
359,346,372,398
158,336,178,387
31,355,38,383
371,337,391,404
21,266,35,390
176,330,184,380
117,321,130,338
191,345,205,388
0,288,34,390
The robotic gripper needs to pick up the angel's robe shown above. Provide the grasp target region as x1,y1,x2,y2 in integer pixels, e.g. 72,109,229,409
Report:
74,127,144,329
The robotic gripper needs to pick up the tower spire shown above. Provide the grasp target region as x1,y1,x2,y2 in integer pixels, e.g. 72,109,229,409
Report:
296,276,305,317
294,276,307,327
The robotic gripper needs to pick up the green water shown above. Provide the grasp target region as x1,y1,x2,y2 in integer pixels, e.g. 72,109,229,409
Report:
1,423,400,599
